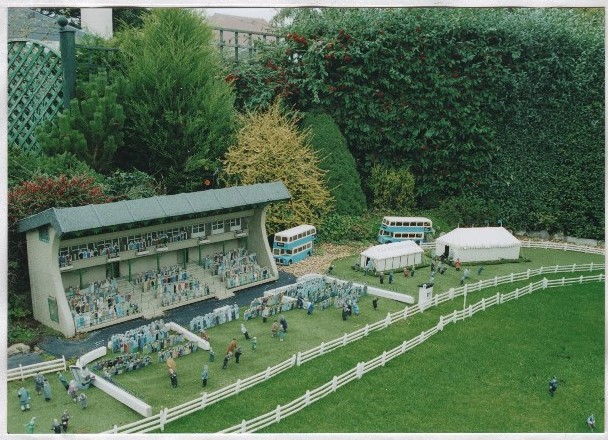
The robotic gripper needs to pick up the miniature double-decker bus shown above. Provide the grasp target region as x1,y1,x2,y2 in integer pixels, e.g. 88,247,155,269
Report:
377,216,433,245
272,224,316,265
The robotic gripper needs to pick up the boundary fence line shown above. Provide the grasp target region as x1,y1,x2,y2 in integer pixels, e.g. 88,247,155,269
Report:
7,356,66,382
219,273,605,433
101,259,604,433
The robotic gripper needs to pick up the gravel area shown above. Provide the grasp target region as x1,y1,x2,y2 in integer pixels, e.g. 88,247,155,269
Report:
278,242,368,278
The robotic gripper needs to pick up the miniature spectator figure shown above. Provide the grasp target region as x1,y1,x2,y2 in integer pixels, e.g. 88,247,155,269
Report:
342,307,349,321
296,296,304,309
202,365,209,387
431,260,436,273
61,409,70,432
307,302,314,316
372,297,379,310
234,346,242,363
455,258,461,271
169,368,178,388
251,337,257,351
403,267,410,278
227,338,237,354
463,267,471,280
52,419,62,434
379,271,385,284
587,414,596,432
411,265,416,277
241,323,251,340
78,392,87,409
439,263,447,275
209,350,215,362
34,372,45,395
57,372,69,391
18,387,31,411
43,378,52,401
477,266,485,275
388,271,394,284
280,315,288,333
352,302,360,316
278,324,286,342
25,416,36,433
262,306,269,323
271,320,279,338
222,352,232,369
549,376,558,397
68,380,78,402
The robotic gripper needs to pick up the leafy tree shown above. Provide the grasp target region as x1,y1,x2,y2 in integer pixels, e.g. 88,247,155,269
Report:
300,111,366,215
222,100,333,234
103,169,160,200
115,8,236,194
8,145,100,188
37,70,127,172
368,163,415,213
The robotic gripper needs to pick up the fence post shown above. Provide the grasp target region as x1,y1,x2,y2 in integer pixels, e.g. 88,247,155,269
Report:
265,366,272,379
159,407,167,431
364,324,369,337
579,275,584,284
403,307,408,320
526,269,530,279
112,424,118,433
438,315,444,331
200,392,207,409
305,389,311,405
468,305,472,317
539,266,543,275
19,364,24,381
481,297,486,311
494,276,498,286
240,419,247,433
590,262,594,271
499,293,503,304
478,280,482,291
332,376,338,392
381,351,387,366
357,362,364,379
541,277,548,289
561,277,565,286
291,354,297,366
62,355,67,371
449,288,454,299
236,379,241,394
296,351,302,366
402,340,408,353
385,312,392,327
510,273,514,282
343,333,348,346
495,292,500,305
275,404,281,423
320,342,325,355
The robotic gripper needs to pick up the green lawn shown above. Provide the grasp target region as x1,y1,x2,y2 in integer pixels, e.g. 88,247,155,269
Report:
6,248,604,433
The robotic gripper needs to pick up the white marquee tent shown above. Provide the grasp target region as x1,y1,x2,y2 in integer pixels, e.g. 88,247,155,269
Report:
435,227,521,263
360,240,424,272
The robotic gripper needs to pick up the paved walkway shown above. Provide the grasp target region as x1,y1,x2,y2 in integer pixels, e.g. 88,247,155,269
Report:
13,271,297,365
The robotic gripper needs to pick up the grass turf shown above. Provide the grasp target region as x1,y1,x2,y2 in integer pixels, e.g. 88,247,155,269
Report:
6,248,604,433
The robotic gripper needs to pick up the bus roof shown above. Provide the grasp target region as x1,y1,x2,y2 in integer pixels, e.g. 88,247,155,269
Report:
383,216,432,223
275,224,316,237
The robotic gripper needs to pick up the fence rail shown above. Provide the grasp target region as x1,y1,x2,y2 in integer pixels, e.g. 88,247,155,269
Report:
7,356,66,382
220,272,604,433
101,258,604,433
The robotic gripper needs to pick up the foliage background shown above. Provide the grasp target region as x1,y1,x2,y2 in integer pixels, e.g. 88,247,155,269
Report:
229,8,605,238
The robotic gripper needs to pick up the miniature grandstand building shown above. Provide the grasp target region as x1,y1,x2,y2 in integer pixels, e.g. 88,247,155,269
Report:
17,182,290,337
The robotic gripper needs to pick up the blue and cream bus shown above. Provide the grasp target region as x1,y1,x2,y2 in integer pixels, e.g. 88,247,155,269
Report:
272,224,316,265
377,216,433,245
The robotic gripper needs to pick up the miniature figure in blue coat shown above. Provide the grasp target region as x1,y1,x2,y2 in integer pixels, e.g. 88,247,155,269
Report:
18,387,31,411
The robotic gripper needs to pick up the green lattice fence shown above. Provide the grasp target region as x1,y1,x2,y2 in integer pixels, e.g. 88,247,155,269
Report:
8,39,64,154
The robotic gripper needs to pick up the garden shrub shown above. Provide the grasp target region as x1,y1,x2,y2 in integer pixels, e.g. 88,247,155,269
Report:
300,111,366,215
368,163,415,212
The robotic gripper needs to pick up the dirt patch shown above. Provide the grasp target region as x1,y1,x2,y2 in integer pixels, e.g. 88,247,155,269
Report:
279,242,368,278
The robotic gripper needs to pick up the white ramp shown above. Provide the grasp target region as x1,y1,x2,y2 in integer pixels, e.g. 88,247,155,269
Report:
367,286,415,304
93,376,152,417
167,321,211,351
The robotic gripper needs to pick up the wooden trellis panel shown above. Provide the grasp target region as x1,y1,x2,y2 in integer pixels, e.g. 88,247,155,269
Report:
8,39,63,154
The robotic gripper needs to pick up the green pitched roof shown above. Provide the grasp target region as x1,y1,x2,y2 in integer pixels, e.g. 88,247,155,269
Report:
17,181,290,237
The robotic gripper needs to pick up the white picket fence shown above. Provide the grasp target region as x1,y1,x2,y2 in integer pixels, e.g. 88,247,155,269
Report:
220,272,605,433
7,356,66,382
102,260,604,434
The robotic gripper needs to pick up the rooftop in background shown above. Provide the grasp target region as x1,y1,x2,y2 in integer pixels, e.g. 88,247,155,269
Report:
206,12,273,34
17,181,291,237
8,8,88,47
